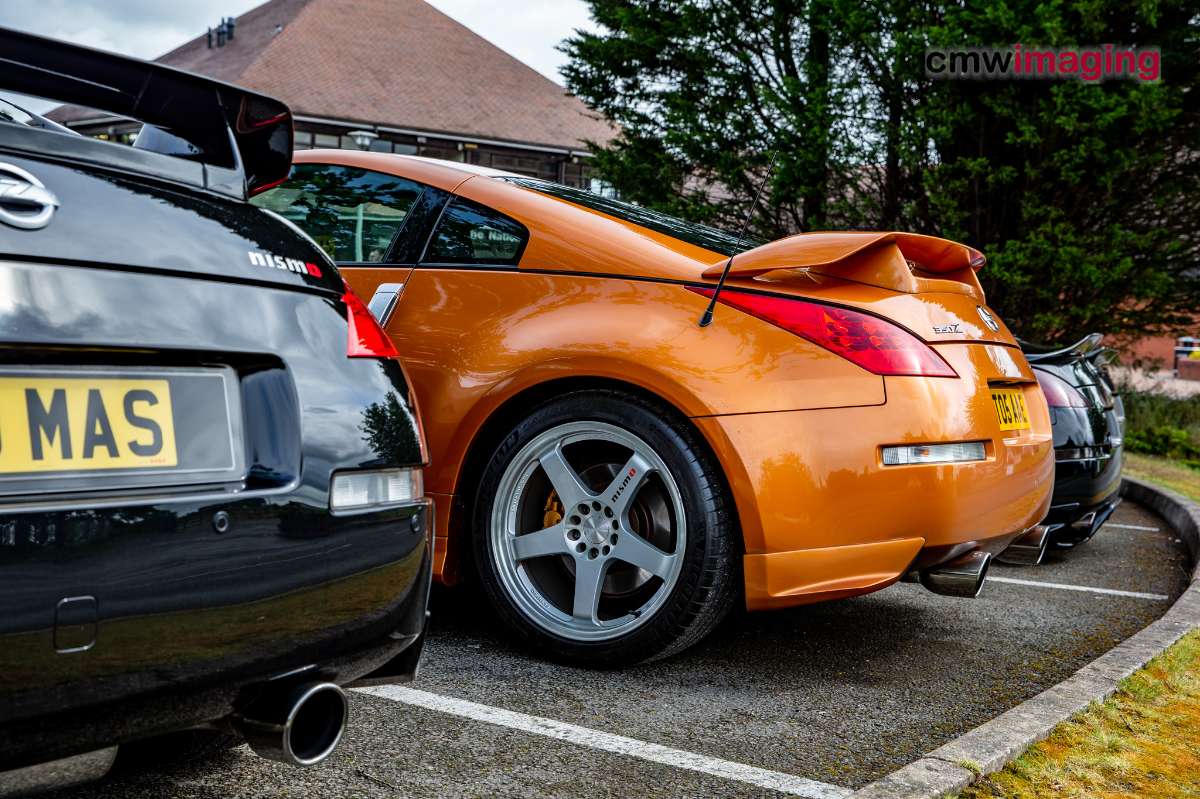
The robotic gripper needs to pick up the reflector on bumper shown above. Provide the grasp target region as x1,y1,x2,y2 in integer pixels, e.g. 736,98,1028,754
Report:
331,468,423,511
881,441,986,466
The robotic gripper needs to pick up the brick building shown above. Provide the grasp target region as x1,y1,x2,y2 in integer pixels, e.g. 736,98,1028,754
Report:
49,0,613,188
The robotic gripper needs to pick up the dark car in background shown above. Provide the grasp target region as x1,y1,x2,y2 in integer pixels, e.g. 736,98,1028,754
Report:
0,29,430,793
1023,334,1125,549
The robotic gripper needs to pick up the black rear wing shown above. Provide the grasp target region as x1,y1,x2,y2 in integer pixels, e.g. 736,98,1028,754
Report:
1020,332,1106,364
0,27,292,200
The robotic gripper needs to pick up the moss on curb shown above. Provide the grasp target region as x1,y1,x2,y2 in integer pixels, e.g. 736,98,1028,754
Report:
954,629,1200,799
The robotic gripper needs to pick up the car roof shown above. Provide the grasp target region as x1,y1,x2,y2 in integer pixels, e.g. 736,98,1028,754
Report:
294,149,521,192
397,155,521,179
290,148,730,282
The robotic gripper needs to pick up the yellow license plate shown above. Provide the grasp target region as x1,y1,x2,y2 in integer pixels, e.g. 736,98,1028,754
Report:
0,376,178,474
990,387,1031,431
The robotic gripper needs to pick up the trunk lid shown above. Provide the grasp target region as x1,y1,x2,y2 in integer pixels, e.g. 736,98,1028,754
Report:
718,232,1018,349
0,152,342,293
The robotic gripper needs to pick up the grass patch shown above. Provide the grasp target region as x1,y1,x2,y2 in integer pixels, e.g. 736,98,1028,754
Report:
956,629,1200,799
1125,452,1200,504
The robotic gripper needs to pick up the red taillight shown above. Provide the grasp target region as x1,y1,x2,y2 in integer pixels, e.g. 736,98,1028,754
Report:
343,285,399,358
1035,369,1088,408
688,287,957,377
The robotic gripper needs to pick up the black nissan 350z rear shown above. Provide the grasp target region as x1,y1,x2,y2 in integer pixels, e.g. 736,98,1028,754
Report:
0,29,430,789
1024,334,1125,549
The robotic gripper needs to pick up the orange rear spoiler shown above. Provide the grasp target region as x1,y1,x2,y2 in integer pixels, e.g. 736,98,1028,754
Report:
702,232,985,278
701,231,987,299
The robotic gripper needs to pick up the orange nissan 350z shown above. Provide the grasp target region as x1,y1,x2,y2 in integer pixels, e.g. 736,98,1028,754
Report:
254,151,1054,666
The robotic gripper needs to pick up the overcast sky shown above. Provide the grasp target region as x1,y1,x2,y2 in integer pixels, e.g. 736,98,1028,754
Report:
0,0,596,112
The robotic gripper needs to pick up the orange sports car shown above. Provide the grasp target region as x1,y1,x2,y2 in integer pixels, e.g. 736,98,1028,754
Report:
254,150,1054,666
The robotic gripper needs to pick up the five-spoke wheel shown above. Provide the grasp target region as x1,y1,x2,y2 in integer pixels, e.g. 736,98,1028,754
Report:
473,390,738,666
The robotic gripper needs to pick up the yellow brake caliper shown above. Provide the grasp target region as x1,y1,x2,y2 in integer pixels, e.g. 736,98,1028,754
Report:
543,491,564,528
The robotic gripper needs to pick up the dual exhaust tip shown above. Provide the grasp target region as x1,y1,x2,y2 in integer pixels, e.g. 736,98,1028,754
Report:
916,524,1051,599
918,549,992,598
996,525,1051,566
233,682,349,767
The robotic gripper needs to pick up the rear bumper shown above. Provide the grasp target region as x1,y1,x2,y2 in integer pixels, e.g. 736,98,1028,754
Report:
1045,453,1123,521
1047,492,1123,548
1043,401,1123,545
695,345,1054,611
0,502,431,771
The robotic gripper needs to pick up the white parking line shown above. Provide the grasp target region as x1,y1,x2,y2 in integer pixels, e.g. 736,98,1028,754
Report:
988,575,1169,601
1104,522,1161,532
357,685,851,799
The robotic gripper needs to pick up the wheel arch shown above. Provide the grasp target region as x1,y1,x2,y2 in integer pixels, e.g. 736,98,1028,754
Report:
440,372,743,584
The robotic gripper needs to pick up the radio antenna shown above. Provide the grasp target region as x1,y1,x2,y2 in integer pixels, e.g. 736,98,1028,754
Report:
698,151,778,327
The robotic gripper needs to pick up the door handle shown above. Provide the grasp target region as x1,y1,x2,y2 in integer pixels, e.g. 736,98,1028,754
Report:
367,282,405,326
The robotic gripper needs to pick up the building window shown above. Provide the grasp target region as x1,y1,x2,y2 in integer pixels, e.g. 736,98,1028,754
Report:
419,145,461,162
251,163,424,262
313,133,340,148
422,197,527,266
589,178,618,198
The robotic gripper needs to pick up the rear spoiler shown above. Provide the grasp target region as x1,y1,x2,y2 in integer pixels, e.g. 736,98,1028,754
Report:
1020,333,1107,364
702,231,987,300
0,27,292,199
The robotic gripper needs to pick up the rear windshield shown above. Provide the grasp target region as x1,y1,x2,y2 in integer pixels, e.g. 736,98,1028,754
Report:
502,177,760,257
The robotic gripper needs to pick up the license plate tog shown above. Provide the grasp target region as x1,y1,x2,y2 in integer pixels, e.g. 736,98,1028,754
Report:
0,377,178,474
991,387,1031,431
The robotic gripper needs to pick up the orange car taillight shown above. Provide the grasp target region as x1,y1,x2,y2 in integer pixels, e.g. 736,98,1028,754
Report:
688,287,957,377
343,284,400,358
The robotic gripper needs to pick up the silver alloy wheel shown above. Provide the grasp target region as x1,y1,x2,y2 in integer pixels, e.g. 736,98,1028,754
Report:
490,420,686,642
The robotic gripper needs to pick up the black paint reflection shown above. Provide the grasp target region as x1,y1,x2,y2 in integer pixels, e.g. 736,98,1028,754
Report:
0,160,426,730
361,390,422,466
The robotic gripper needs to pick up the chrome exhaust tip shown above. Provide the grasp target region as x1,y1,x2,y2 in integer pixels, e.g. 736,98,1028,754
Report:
996,525,1050,566
233,682,348,767
919,549,991,598
1071,511,1097,531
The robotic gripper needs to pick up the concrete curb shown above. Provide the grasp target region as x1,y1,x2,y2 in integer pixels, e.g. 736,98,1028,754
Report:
851,476,1200,799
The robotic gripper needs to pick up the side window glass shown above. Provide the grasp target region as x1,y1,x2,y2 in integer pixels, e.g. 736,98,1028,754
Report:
422,198,528,266
251,164,423,262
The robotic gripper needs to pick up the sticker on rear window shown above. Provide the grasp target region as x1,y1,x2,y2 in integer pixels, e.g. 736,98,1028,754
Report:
247,250,322,277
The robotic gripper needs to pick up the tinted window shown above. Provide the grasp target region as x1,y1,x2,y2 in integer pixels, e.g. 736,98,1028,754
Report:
252,163,422,262
502,177,760,257
423,198,528,266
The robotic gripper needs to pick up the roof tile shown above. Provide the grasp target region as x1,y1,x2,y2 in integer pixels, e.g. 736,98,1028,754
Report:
161,0,613,151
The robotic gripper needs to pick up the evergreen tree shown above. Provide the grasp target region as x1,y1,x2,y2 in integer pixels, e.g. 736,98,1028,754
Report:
562,0,1200,342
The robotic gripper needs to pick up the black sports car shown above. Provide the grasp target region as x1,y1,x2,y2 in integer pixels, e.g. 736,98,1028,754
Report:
1023,334,1124,548
0,29,430,790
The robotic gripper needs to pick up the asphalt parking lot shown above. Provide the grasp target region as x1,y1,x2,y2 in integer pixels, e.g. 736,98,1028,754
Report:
51,501,1190,799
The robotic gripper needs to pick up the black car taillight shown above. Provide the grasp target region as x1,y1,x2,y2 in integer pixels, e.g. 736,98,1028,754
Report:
1035,369,1088,408
343,284,399,358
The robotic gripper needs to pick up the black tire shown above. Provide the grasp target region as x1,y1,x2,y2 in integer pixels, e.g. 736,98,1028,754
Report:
472,388,739,667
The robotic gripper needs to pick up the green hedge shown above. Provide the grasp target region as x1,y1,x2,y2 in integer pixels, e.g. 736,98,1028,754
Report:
1119,389,1200,469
